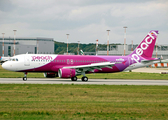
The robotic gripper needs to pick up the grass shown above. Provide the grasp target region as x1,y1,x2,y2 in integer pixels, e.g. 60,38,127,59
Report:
81,72,168,80
0,65,168,119
0,65,44,78
0,84,168,119
1,65,168,80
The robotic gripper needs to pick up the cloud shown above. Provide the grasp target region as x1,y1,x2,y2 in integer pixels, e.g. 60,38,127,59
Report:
0,22,30,38
0,0,167,45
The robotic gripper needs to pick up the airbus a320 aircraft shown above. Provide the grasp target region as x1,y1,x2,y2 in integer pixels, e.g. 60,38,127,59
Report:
2,30,160,82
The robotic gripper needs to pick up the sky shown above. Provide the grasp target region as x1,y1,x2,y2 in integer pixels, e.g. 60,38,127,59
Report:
0,0,167,45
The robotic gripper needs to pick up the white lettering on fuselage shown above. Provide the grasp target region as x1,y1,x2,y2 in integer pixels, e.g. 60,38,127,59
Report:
131,32,157,63
116,58,124,61
31,56,53,61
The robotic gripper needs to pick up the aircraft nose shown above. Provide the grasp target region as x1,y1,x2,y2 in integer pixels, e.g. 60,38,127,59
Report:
2,62,10,70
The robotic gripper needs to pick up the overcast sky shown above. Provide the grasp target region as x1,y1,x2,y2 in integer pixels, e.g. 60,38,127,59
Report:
0,0,167,44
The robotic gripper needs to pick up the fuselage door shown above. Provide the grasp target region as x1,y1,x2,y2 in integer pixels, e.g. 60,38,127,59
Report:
24,55,30,66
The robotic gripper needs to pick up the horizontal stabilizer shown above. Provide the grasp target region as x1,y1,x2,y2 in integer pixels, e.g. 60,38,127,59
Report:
160,59,168,63
141,59,160,64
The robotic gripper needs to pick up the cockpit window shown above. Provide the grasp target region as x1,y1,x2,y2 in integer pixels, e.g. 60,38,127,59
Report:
9,58,18,61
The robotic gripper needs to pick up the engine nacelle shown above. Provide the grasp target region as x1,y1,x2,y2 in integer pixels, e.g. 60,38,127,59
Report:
43,72,57,78
58,68,76,78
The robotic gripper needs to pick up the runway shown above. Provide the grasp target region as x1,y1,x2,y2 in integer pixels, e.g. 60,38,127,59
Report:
0,78,168,85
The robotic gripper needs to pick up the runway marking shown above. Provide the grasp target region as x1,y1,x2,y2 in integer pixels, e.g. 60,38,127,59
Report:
0,78,168,85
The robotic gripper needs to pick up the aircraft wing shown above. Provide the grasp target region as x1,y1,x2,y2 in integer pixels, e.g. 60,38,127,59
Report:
63,62,116,72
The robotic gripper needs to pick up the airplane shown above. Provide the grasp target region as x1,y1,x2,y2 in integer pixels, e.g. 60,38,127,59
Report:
2,30,160,82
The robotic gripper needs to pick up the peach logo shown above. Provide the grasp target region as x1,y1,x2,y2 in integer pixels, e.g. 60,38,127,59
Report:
131,31,157,63
31,56,53,60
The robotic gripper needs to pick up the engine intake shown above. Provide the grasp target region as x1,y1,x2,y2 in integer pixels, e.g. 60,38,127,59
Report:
58,68,76,78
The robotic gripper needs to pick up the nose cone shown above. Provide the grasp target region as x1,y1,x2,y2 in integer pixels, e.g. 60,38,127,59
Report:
2,62,11,71
2,62,7,69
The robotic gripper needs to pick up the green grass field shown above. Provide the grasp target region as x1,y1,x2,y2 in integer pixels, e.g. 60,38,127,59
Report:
0,66,168,119
1,65,168,80
0,84,168,120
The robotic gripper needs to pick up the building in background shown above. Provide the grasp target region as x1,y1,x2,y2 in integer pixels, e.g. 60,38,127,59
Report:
98,44,168,59
0,37,54,56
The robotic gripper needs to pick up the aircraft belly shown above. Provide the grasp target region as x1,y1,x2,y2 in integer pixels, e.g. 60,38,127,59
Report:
93,66,120,73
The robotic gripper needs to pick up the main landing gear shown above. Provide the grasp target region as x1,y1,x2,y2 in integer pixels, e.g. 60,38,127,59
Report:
71,71,88,82
71,76,88,82
81,71,88,82
71,76,77,81
81,76,88,82
23,72,27,81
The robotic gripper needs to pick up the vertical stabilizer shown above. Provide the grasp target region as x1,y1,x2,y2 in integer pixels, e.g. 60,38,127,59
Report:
130,30,158,59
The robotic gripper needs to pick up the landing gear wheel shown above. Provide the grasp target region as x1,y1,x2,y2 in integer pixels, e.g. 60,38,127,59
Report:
23,72,28,81
71,76,77,81
82,76,88,82
23,77,27,81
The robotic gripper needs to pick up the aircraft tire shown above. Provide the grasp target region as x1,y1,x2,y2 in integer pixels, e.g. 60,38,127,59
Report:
71,76,77,81
23,77,27,81
82,76,88,82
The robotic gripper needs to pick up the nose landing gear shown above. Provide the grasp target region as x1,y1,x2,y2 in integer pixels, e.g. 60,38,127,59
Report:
23,72,27,81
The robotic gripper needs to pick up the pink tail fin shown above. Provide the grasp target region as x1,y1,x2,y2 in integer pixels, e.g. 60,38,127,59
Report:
130,30,159,58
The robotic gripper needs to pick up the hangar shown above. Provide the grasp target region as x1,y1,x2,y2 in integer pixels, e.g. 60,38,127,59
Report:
0,37,54,56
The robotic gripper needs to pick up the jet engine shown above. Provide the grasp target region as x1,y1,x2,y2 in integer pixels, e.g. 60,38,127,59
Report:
58,68,76,78
43,72,57,78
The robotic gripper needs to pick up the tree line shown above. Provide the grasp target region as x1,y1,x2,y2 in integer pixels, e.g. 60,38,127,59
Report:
54,41,121,55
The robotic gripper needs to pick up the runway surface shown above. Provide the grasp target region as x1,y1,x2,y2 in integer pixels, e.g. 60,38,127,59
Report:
0,78,168,85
